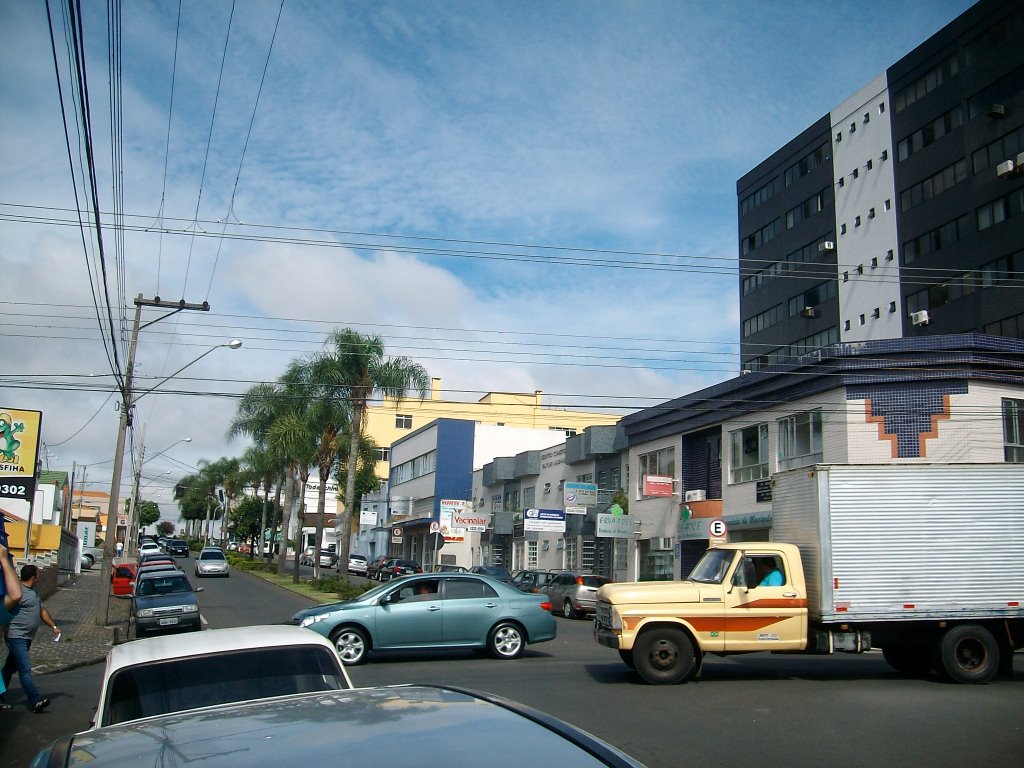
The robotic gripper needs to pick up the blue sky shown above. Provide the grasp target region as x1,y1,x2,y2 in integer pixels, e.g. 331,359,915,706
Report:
1,0,976,507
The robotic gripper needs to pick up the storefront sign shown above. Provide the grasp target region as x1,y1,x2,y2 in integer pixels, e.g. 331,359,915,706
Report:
642,474,674,497
564,482,597,506
524,508,566,532
596,513,636,538
565,505,588,515
0,408,42,502
756,479,772,503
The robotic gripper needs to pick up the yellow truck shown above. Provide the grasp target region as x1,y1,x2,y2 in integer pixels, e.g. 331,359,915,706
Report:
594,463,1024,685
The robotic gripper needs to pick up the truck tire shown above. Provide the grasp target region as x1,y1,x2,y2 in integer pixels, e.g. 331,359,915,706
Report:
935,625,999,684
633,628,695,685
881,645,933,676
618,650,636,669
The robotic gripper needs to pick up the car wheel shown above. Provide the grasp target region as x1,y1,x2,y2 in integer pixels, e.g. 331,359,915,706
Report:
562,599,576,619
332,626,369,665
633,627,696,685
488,621,525,659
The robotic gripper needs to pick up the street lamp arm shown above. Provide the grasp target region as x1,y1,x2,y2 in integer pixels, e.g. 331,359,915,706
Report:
132,340,241,403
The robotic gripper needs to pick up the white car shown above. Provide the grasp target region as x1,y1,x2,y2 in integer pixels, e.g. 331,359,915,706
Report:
348,554,368,576
194,548,231,578
92,625,353,728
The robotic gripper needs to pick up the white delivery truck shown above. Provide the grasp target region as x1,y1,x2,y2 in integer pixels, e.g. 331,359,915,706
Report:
595,464,1024,684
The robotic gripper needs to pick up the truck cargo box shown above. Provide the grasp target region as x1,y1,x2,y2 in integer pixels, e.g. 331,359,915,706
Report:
771,464,1024,623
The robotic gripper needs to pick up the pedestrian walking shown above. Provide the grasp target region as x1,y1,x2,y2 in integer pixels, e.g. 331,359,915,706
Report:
2,563,59,713
0,542,23,710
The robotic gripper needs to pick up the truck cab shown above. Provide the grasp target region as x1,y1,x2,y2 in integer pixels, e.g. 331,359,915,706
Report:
595,543,809,683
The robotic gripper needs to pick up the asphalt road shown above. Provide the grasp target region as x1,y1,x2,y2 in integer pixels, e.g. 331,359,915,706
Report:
2,563,1022,768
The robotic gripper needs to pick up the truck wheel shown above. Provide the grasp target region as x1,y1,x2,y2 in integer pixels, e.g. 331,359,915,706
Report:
618,650,636,669
882,645,933,676
936,625,999,684
634,628,695,685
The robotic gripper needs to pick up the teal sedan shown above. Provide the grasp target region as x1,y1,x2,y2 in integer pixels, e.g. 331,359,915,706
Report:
293,573,557,664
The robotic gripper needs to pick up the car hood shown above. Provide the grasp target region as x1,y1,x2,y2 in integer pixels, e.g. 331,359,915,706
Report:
133,593,198,610
51,686,644,767
595,580,703,605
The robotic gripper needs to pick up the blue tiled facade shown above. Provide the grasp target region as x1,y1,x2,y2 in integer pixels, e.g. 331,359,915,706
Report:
846,381,968,458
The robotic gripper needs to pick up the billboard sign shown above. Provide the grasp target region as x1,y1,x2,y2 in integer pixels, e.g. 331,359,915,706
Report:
642,474,674,497
524,508,566,533
440,498,490,533
0,408,43,502
563,482,597,507
596,513,636,538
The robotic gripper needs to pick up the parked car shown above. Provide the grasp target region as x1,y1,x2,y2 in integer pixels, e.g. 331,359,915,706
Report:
90,625,352,728
378,558,422,581
545,571,612,618
135,562,179,582
469,565,512,582
432,563,467,573
131,571,203,637
139,552,175,566
195,548,230,578
36,684,644,768
367,555,390,580
110,563,138,597
81,545,105,569
347,553,368,576
166,539,190,557
319,547,338,569
294,573,556,665
139,541,162,556
511,569,559,594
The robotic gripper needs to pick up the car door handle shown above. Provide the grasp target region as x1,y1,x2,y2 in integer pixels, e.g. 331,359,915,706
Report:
783,592,798,598
485,602,497,609
427,605,441,611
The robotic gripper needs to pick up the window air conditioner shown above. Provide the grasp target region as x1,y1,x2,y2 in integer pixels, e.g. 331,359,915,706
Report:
987,103,1006,118
684,489,706,503
997,160,1017,179
801,306,819,319
911,310,930,326
818,241,835,253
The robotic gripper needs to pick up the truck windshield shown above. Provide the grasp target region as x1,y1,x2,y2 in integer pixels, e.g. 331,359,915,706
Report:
688,550,735,584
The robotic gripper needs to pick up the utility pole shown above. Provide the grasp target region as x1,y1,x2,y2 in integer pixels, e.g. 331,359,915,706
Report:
94,294,210,626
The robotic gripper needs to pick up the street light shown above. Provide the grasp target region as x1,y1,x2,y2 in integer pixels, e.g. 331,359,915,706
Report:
95,340,242,626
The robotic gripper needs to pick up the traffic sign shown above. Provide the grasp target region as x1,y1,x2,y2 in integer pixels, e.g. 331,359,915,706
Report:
709,519,728,537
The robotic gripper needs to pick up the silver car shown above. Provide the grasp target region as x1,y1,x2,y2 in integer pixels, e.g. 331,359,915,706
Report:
546,571,612,619
194,548,230,578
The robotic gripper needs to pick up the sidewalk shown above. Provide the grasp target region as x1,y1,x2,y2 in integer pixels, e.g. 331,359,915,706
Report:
27,568,130,675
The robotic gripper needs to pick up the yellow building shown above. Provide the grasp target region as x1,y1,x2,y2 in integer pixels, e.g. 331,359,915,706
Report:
364,378,619,479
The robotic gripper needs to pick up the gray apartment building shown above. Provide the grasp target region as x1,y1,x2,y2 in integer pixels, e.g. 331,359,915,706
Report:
738,0,1024,371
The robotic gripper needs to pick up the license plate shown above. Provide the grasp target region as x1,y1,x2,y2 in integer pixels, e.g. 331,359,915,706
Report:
158,617,179,626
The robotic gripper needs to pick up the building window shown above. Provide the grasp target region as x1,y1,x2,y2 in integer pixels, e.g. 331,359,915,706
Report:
844,320,851,330
730,424,769,484
491,495,501,513
376,448,390,462
639,446,676,497
896,105,964,161
527,541,539,569
889,301,897,313
1004,398,1024,462
523,486,535,509
550,426,577,437
777,410,823,471
543,482,551,495
395,414,412,429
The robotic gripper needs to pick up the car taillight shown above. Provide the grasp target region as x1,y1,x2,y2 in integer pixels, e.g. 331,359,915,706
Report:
576,576,585,585
540,601,553,612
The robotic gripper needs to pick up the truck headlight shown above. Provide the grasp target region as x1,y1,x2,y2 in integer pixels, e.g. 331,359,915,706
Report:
182,604,199,614
300,614,329,628
136,609,154,618
609,607,622,630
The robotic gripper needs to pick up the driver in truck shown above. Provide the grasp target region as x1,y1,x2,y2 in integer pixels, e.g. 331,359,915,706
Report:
757,558,784,587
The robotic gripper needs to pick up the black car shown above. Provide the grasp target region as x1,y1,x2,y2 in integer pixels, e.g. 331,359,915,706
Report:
167,539,190,557
378,558,422,581
469,565,512,582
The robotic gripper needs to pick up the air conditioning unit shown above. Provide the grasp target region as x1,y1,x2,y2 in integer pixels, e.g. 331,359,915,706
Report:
997,159,1017,179
651,537,674,551
801,306,819,319
987,103,1006,117
818,241,835,253
684,489,706,502
911,310,930,326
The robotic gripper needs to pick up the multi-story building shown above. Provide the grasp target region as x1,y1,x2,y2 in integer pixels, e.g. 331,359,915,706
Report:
739,0,1024,372
363,377,620,479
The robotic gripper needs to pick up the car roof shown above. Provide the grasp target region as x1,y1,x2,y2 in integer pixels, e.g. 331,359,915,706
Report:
103,625,341,675
135,568,186,580
66,685,643,767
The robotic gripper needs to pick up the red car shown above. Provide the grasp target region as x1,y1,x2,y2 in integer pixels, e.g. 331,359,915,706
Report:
111,563,138,596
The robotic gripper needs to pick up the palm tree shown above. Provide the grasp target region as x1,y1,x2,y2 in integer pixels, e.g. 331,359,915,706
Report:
322,328,429,573
241,445,277,561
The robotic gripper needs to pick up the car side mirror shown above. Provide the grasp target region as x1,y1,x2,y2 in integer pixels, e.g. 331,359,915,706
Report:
194,586,204,593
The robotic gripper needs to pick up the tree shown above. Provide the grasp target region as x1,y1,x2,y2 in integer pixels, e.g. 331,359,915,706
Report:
230,495,266,557
136,500,160,530
322,328,429,574
155,520,176,537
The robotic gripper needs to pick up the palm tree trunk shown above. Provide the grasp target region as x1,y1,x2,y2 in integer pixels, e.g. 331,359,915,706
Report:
340,405,363,576
277,463,295,576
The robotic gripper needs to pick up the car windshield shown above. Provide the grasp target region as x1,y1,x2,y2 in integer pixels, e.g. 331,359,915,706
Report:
104,646,348,726
688,549,735,584
200,551,225,561
136,576,191,596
